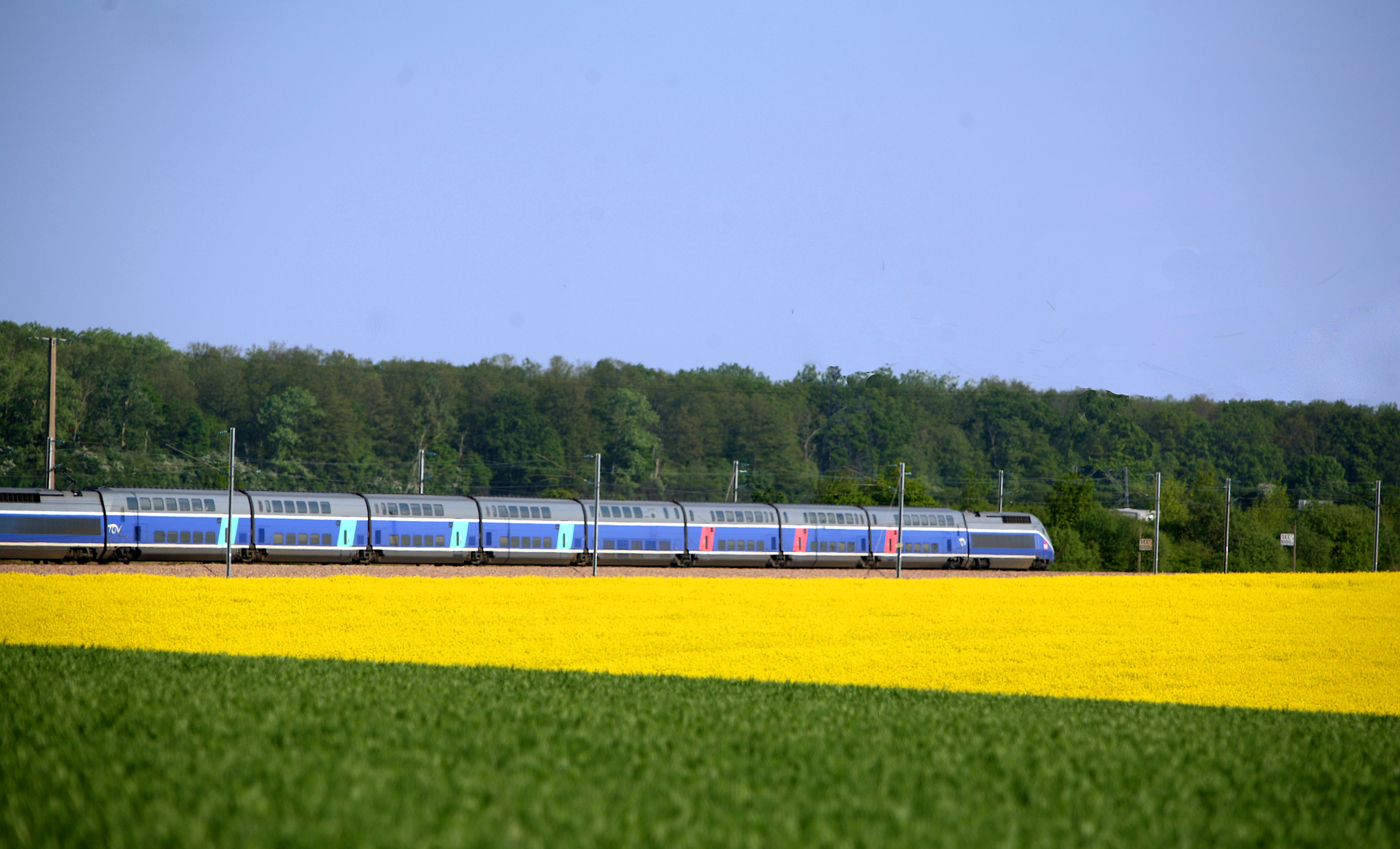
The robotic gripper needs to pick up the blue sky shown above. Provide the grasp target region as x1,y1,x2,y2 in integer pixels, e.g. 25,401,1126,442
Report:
3,1,1397,403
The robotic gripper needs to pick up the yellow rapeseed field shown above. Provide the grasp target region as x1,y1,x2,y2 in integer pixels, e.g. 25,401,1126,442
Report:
2,572,1396,715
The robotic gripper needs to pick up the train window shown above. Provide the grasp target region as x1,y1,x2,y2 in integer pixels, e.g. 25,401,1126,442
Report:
835,513,845,525
541,506,551,519
321,502,331,514
587,505,594,516
719,510,729,522
292,501,303,513
173,498,186,511
506,505,517,518
743,511,752,522
621,506,631,518
409,503,420,516
189,499,202,513
192,531,203,543
436,535,445,547
783,512,788,522
308,501,319,514
612,506,623,518
662,507,668,518
204,499,216,511
689,510,695,520
126,497,138,510
434,504,444,516
275,501,285,513
531,506,541,519
387,503,399,515
322,534,333,545
154,531,166,542
140,497,152,510
151,499,164,512
756,539,765,551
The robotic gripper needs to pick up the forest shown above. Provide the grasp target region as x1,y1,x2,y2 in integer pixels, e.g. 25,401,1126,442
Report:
2,321,1395,572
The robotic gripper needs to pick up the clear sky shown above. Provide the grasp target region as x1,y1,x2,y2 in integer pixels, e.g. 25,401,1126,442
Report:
3,2,1397,404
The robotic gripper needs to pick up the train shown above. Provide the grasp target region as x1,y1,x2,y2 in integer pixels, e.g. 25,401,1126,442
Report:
0,486,1056,570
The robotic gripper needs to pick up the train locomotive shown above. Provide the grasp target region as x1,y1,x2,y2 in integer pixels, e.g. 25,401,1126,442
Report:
0,486,1055,570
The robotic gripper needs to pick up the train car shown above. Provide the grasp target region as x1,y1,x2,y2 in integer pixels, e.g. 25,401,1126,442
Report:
676,502,780,567
579,499,682,566
365,493,474,565
96,487,251,562
476,496,584,566
0,488,106,562
766,504,865,567
247,491,368,564
860,506,970,568
963,511,1054,570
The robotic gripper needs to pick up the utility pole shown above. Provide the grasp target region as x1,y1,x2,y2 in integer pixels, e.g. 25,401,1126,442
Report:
1292,514,1298,573
896,462,906,578
219,428,236,578
587,453,601,576
418,449,426,495
733,460,739,502
29,335,68,489
1223,478,1232,574
997,470,1004,512
1153,472,1161,574
1374,480,1383,573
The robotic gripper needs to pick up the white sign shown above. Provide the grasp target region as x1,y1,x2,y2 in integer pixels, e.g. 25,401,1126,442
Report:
1280,533,1295,547
1138,538,1153,551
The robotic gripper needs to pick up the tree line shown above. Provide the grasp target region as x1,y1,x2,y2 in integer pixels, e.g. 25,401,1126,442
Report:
1,321,1395,571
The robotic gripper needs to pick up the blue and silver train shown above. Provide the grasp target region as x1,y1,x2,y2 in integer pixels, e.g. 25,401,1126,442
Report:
0,487,1055,570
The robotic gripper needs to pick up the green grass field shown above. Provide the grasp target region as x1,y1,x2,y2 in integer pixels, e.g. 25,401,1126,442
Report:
2,644,1397,848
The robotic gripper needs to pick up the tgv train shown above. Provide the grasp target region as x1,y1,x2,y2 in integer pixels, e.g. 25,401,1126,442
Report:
0,487,1055,570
